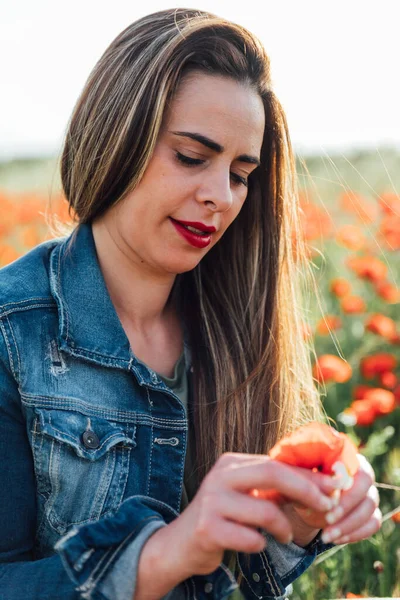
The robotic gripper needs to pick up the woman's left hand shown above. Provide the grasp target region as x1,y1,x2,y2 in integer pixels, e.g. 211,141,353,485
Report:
319,453,382,545
280,453,382,547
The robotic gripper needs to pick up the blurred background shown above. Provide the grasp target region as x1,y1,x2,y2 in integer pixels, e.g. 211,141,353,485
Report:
1,1,399,598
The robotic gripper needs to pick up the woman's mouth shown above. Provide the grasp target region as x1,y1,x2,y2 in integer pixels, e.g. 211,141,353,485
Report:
169,218,215,249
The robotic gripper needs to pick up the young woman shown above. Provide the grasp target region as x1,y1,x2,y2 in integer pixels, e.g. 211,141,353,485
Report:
0,9,381,600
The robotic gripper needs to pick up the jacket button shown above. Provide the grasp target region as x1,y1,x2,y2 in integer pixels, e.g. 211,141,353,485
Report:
82,430,100,449
204,583,213,593
252,573,260,582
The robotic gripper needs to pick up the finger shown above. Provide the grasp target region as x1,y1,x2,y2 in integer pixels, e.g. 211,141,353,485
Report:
220,490,293,544
221,460,337,513
327,507,382,545
320,486,379,543
324,465,376,525
202,518,267,554
294,467,345,498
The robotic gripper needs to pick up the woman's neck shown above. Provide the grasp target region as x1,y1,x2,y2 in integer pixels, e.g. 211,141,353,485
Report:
91,218,176,335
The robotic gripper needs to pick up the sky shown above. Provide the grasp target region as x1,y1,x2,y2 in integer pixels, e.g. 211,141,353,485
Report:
1,0,399,160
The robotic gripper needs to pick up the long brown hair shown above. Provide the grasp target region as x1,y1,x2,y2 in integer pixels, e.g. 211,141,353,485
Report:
60,8,324,487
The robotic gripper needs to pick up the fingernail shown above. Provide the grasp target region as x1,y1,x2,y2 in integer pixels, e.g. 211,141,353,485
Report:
330,491,340,508
325,506,344,525
321,527,341,543
320,496,334,511
334,535,349,545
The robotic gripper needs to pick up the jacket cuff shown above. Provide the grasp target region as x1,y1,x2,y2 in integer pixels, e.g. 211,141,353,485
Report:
55,495,179,599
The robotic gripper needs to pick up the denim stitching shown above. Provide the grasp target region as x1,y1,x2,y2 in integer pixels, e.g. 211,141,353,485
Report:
0,304,55,318
0,318,16,378
6,316,21,377
113,446,131,513
260,551,281,597
42,424,131,454
237,557,261,598
46,439,60,526
22,393,188,427
90,447,115,521
74,548,95,573
0,297,51,310
147,388,154,497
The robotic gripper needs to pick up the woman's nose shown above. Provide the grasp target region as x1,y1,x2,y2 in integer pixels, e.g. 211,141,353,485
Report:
195,170,233,213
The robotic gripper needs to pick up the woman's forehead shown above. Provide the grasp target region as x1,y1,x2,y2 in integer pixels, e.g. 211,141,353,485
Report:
165,73,265,154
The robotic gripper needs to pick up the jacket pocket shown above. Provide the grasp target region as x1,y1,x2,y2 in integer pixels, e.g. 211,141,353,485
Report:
32,407,136,535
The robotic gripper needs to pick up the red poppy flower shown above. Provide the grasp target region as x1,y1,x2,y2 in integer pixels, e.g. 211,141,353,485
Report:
365,314,397,339
378,371,397,389
340,295,366,314
374,281,400,303
353,385,373,399
392,511,400,523
250,423,359,528
330,278,351,298
346,256,388,283
360,353,397,379
394,384,400,406
316,315,342,336
339,191,378,223
313,355,352,383
361,388,396,414
336,225,366,251
344,401,377,426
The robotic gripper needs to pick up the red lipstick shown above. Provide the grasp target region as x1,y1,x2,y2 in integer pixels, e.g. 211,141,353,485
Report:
169,218,216,249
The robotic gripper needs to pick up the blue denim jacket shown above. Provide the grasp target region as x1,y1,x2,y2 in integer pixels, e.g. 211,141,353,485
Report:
0,223,333,599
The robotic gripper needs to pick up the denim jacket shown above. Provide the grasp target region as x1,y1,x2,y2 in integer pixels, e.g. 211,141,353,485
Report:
0,223,333,599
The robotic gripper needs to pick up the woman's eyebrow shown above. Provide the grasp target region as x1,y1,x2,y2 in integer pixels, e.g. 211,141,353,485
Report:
170,130,260,166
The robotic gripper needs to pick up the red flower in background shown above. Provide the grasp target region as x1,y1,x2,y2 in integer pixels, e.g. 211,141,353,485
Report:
343,388,396,426
378,192,400,216
353,385,373,399
374,280,400,303
379,215,400,250
330,277,352,298
360,353,397,379
316,315,342,335
346,255,388,283
336,225,366,251
391,511,400,524
313,355,352,383
365,314,397,340
340,295,366,314
299,197,333,241
339,191,378,223
378,371,398,389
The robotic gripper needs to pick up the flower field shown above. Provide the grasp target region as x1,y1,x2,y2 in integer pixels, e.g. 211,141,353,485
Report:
0,150,399,599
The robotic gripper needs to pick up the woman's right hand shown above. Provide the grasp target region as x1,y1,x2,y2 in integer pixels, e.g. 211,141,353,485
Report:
168,452,339,576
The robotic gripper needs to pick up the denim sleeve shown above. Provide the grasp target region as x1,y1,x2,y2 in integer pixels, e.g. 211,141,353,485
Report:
236,530,335,598
264,531,335,587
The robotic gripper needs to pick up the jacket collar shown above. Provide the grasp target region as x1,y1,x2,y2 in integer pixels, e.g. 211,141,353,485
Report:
49,223,132,368
49,223,193,376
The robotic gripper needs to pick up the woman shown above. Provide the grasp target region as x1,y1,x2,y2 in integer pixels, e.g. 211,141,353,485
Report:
0,8,381,600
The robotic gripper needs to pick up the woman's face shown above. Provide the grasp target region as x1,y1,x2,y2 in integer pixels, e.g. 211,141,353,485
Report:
100,72,265,276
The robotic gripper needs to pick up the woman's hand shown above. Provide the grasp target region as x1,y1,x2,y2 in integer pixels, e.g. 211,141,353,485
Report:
319,453,382,545
168,452,338,576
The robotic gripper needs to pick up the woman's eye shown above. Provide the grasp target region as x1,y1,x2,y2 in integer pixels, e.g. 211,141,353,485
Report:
230,172,248,188
176,152,248,188
176,152,204,166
